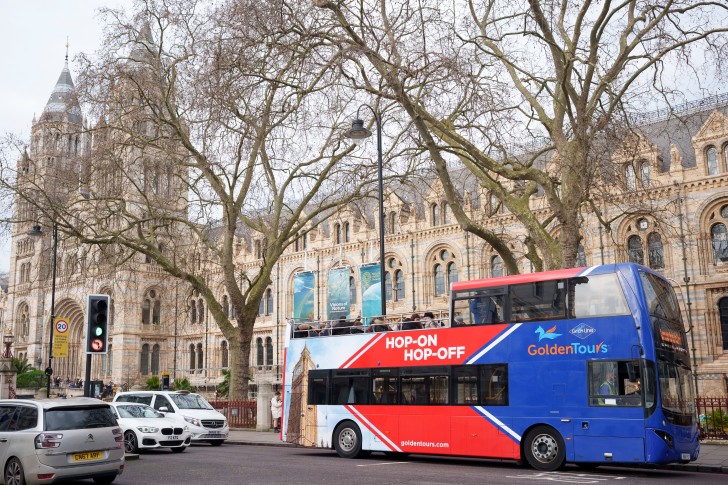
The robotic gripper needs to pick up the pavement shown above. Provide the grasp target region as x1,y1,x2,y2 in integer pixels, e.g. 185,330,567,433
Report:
225,429,728,473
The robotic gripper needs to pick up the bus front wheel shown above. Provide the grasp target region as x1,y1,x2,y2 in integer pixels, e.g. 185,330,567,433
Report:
523,425,565,471
334,422,363,459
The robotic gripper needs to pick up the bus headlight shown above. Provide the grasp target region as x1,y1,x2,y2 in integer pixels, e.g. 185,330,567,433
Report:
654,430,673,448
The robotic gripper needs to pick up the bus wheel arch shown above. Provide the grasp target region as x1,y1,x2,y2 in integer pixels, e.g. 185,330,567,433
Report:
521,425,566,471
333,420,363,459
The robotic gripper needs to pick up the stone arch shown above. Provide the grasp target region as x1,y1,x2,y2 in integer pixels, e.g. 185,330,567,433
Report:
53,298,86,382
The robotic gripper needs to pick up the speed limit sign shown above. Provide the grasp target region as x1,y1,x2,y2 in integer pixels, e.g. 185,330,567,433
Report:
55,319,69,334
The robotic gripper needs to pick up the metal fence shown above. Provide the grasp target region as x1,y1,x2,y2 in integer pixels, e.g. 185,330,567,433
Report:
696,397,728,440
209,400,257,429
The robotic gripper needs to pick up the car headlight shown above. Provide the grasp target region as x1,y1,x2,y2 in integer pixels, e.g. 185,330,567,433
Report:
136,426,159,434
183,416,202,427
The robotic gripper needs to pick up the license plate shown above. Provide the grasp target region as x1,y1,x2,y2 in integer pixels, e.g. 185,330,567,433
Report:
72,451,102,462
681,453,691,461
170,436,178,440
207,431,220,435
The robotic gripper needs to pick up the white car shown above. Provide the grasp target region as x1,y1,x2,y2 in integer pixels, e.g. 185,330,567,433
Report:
113,391,228,445
109,403,191,454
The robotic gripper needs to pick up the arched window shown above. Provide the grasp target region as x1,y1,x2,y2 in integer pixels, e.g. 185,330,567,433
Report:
447,261,458,288
258,297,264,316
625,165,636,190
344,222,350,243
641,161,651,188
335,223,341,244
627,235,644,265
265,337,273,367
222,295,229,318
384,271,393,301
711,223,728,262
719,297,728,350
647,232,665,269
221,341,229,368
724,145,728,173
197,299,204,324
576,244,587,267
432,204,441,226
140,344,149,375
434,264,445,296
17,303,29,338
196,343,203,371
490,193,500,215
443,202,450,224
256,337,264,367
349,276,357,304
491,255,503,277
151,344,160,375
266,288,273,315
707,146,718,175
382,213,388,236
142,288,161,325
190,300,197,324
394,269,405,301
189,344,195,371
389,211,397,234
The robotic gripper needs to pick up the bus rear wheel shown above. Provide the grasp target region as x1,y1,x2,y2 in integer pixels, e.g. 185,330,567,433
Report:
333,421,363,459
523,425,565,471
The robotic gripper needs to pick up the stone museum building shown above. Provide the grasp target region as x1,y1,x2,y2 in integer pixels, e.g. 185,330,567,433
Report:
4,55,728,397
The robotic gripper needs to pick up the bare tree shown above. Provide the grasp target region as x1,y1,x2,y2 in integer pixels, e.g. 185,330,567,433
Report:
315,0,728,271
1,0,396,398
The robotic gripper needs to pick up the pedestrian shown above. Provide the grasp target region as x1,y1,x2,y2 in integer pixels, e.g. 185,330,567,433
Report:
421,311,438,329
401,313,423,330
270,391,282,432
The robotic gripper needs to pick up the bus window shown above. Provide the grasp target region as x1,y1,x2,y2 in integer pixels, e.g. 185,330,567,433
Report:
510,280,566,321
308,370,329,405
454,366,478,404
588,360,642,407
401,366,449,405
372,368,399,405
480,364,508,406
469,295,505,324
571,274,630,318
332,369,370,405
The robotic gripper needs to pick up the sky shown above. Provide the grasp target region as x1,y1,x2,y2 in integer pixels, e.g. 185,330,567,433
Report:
0,0,133,272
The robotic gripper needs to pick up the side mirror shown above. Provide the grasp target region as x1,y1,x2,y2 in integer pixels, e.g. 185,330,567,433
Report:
159,406,169,412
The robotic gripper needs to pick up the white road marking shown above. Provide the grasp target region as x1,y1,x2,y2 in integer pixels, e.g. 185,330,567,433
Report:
505,472,627,483
356,461,411,467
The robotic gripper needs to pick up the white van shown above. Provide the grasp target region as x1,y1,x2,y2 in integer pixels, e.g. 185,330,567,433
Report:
113,390,229,445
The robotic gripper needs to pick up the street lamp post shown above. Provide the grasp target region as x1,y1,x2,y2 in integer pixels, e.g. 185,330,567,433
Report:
345,105,386,317
29,223,58,398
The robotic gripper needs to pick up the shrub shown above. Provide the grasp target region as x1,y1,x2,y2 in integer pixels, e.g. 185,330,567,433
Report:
16,369,46,389
144,376,161,390
170,377,193,391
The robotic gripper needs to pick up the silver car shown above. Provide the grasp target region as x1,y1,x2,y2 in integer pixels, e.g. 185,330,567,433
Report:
0,398,124,485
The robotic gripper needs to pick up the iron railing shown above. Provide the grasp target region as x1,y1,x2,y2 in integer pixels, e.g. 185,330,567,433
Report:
208,400,257,429
696,397,728,440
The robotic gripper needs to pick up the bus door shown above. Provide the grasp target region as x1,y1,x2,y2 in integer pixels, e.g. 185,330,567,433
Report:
573,360,645,463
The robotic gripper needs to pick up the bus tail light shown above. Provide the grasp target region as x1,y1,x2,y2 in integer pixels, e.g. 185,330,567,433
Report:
654,430,673,448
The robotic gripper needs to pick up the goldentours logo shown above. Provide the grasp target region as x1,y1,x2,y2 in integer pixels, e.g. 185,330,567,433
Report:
528,324,608,356
570,323,596,340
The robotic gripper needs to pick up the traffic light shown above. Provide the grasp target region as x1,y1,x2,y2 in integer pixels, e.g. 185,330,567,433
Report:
86,294,110,354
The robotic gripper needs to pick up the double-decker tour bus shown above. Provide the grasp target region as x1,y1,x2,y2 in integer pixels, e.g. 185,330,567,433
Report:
281,263,699,470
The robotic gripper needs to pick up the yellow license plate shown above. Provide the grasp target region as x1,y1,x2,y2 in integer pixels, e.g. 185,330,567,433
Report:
72,451,102,462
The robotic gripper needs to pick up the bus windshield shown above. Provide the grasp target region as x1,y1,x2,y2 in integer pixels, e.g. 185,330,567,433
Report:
640,272,689,357
657,361,694,426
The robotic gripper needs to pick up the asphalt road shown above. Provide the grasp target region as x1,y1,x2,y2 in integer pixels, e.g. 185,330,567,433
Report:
105,444,726,485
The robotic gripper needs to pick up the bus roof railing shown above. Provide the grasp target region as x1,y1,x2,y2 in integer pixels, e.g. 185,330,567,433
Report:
289,310,450,339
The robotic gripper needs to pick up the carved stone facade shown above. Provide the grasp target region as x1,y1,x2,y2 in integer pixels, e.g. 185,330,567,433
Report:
6,60,728,396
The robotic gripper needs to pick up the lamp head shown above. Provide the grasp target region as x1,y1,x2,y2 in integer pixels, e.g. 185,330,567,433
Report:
28,224,42,237
345,118,372,142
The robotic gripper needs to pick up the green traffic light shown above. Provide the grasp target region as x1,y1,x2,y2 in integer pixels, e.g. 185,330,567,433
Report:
94,326,103,337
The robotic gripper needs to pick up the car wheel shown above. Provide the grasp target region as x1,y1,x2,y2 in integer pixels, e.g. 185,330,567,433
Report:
171,446,186,453
209,440,224,446
333,421,363,459
124,430,139,454
93,475,118,484
523,425,566,471
4,457,26,485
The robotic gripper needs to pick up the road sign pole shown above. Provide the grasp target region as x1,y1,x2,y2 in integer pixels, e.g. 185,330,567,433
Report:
84,353,92,398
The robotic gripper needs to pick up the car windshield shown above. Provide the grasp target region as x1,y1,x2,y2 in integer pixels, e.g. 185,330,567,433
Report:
45,406,117,431
117,405,163,419
169,393,213,410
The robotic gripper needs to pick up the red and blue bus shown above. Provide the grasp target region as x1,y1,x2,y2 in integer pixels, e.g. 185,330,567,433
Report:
281,262,699,470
